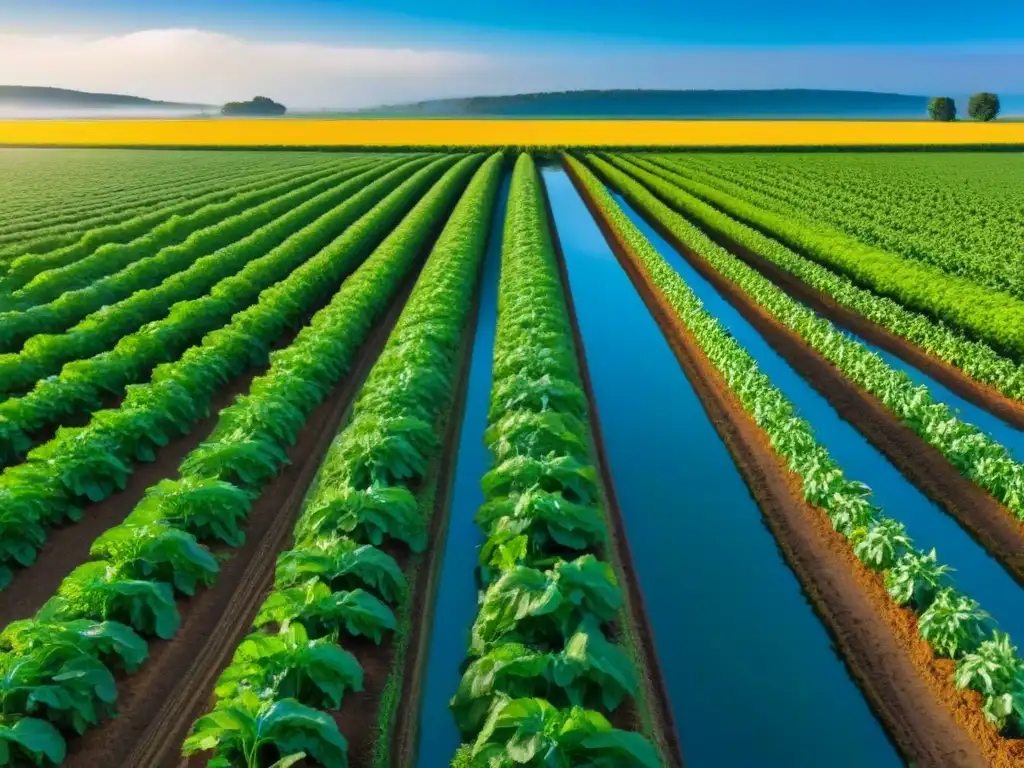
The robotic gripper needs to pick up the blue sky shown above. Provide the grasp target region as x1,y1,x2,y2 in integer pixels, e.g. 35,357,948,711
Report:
3,0,1022,107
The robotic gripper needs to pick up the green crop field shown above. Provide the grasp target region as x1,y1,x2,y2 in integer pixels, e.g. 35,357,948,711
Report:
1,146,1024,768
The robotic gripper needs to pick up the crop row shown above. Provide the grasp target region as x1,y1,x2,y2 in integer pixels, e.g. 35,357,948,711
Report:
0,156,426,402
446,154,660,768
0,151,321,234
0,158,436,472
0,160,273,240
0,157,373,299
0,160,322,264
615,154,1024,362
0,155,460,588
0,154,483,768
664,153,1024,298
0,151,327,226
0,157,391,353
183,152,496,768
568,153,1024,742
608,155,1024,404
597,153,1024,525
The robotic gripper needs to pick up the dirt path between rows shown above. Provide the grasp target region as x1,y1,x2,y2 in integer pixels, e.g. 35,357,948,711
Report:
647,202,1024,589
0,351,284,625
64,289,411,768
565,159,1021,768
543,170,683,768
606,170,1024,588
693,215,1024,430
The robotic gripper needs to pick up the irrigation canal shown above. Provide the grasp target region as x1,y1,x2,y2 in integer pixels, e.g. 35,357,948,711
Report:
414,174,509,767
542,167,900,767
609,188,1024,653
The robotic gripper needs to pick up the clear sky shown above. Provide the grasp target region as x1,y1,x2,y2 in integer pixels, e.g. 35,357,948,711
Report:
3,0,1022,108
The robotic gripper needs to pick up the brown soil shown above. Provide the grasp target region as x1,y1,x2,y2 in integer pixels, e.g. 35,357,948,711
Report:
64,290,410,768
697,217,1024,430
542,173,683,768
608,174,1024,587
565,159,1023,768
0,360,276,626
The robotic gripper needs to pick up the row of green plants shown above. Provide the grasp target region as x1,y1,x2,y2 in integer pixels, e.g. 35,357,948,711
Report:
610,154,1024,404
0,151,320,229
183,152,499,768
0,154,484,768
608,154,1024,362
0,155,461,589
594,153,1024,525
0,159,311,265
0,157,436,470
0,156,405,356
568,153,1024,740
0,157,373,302
449,153,661,768
658,152,1024,300
0,156,430,401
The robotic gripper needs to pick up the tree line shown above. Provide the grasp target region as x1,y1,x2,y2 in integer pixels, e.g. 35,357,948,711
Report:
928,93,1000,121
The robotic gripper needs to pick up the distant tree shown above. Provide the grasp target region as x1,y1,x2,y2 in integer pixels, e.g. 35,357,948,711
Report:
968,92,1000,121
927,96,957,121
221,96,287,116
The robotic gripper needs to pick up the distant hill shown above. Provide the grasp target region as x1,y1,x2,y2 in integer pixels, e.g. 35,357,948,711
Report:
0,86,207,110
360,89,930,119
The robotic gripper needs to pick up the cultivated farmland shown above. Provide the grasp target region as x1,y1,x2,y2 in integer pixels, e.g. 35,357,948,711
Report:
1,146,1024,768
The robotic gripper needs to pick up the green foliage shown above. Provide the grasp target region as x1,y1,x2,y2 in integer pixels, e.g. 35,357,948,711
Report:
954,632,1024,729
464,697,660,768
41,561,181,639
471,557,621,655
274,535,406,604
0,619,148,674
918,588,990,658
296,484,427,552
967,92,1000,121
183,693,348,768
214,624,363,710
255,581,397,644
0,717,66,766
569,151,1024,736
927,96,957,121
89,522,218,596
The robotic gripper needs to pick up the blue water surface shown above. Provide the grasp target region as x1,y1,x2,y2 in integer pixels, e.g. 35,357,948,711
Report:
544,168,900,768
414,174,509,767
608,187,1024,648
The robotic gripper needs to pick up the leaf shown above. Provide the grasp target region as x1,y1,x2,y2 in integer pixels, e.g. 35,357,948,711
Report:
127,476,252,547
482,454,599,505
255,581,396,644
0,717,66,766
297,484,426,553
90,523,219,596
275,535,406,604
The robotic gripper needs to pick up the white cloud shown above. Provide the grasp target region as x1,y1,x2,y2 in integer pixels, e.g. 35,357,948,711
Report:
0,29,1021,110
0,29,492,108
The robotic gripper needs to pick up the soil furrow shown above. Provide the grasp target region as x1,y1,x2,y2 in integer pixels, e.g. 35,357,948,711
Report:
541,166,683,768
688,207,1024,430
602,169,1024,588
64,285,412,768
0,358,280,625
565,158,1010,768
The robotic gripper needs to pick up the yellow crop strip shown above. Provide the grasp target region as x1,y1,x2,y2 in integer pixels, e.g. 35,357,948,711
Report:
0,119,1023,147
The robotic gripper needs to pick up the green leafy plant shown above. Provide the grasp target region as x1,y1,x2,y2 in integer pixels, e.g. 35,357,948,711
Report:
0,619,147,673
182,692,348,768
40,561,180,639
0,717,66,766
482,455,599,505
471,557,621,655
460,697,660,768
954,632,1023,729
884,548,951,608
254,580,396,644
274,535,406,604
125,476,253,547
296,484,427,552
917,588,990,658
214,624,363,710
90,522,219,596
